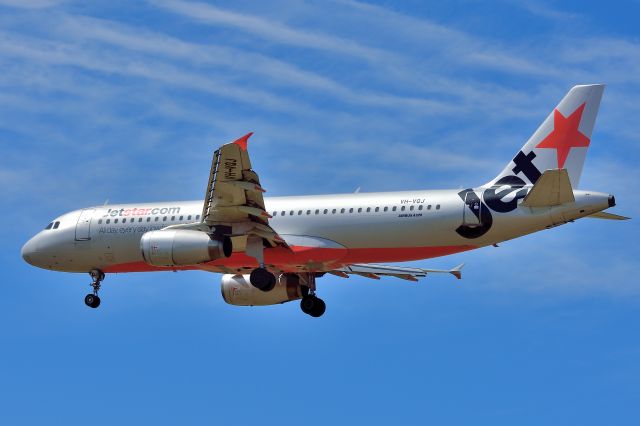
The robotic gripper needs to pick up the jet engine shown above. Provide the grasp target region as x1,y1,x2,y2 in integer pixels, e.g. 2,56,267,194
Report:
140,229,232,267
221,273,306,306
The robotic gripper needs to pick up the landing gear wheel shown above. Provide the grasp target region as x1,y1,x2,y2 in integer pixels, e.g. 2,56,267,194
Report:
85,269,105,309
84,294,101,308
249,267,276,292
300,295,326,317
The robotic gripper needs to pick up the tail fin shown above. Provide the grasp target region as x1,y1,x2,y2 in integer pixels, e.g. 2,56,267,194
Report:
487,84,604,188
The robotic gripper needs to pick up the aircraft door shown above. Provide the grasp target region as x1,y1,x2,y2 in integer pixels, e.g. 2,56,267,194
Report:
75,208,95,241
462,192,482,227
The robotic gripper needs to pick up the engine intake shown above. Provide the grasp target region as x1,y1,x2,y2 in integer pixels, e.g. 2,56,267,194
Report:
140,229,232,267
221,273,305,306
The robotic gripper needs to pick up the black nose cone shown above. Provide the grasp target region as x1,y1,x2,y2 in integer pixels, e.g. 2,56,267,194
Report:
608,195,616,207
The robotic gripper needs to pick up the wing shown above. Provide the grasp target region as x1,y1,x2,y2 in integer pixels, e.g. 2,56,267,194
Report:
328,263,464,282
199,133,286,247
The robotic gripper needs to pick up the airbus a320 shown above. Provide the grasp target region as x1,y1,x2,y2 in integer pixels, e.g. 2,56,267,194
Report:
22,84,628,317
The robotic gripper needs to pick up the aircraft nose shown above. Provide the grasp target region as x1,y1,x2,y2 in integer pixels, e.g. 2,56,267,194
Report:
21,237,40,266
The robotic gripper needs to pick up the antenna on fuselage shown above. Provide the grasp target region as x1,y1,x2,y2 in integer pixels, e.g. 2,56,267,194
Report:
103,199,109,206
354,187,361,193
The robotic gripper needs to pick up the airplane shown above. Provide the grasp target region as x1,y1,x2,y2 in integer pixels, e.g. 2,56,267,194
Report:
21,84,628,317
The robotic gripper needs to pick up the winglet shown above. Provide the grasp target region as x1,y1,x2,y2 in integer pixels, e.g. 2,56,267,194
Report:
450,263,464,280
232,132,254,151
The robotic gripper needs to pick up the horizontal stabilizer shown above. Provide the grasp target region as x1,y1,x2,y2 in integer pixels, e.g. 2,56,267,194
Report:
521,169,574,207
587,211,630,220
334,263,464,281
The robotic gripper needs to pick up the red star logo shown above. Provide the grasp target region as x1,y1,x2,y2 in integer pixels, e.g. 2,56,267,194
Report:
536,103,590,169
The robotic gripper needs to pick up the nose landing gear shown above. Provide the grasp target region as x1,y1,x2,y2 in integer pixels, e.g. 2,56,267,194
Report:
84,269,104,309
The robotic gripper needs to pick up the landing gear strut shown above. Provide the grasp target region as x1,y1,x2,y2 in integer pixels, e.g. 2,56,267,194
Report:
246,236,277,292
85,269,104,309
299,274,326,318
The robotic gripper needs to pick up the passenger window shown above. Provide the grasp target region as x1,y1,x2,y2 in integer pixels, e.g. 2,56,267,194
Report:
410,205,414,211
180,215,184,220
392,206,397,211
384,207,388,212
188,215,192,220
401,206,406,211
171,216,175,221
98,219,102,224
323,209,328,214
290,211,294,216
349,208,354,213
427,205,432,210
155,217,159,222
196,215,200,220
340,208,345,213
163,217,167,221
298,210,302,215
418,205,423,210
106,219,110,224
114,219,119,224
366,207,371,212
375,207,379,212
53,221,60,229
123,218,127,223
139,218,142,222
332,209,336,214
147,217,151,222
281,211,285,216
306,210,311,215
315,210,319,215
273,212,277,217
436,204,441,210
358,208,362,213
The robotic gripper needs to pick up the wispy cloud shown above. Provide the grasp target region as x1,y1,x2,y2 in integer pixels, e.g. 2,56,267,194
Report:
511,0,579,22
0,0,636,300
151,0,392,63
0,0,64,9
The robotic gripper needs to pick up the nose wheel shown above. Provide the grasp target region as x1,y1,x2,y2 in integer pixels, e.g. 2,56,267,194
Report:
85,269,104,309
84,293,101,308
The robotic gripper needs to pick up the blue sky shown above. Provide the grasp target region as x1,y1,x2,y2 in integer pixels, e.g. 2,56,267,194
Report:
1,0,639,424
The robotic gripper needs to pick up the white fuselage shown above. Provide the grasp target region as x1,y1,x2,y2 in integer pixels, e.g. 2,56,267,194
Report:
21,188,612,274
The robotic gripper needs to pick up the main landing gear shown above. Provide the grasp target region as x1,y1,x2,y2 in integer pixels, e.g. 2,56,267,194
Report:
85,269,104,309
300,294,326,318
249,266,276,292
299,274,326,318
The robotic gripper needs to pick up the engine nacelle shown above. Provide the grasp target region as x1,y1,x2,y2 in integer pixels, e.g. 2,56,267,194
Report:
221,273,305,306
140,229,232,267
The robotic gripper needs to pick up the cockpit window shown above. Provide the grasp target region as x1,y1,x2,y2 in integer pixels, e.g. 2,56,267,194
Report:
45,222,53,230
53,221,60,229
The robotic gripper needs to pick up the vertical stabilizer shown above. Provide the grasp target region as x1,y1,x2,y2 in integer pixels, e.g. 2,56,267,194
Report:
487,84,604,188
